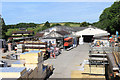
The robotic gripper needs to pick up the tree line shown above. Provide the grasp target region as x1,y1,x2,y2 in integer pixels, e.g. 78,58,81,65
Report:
94,1,120,35
6,23,37,29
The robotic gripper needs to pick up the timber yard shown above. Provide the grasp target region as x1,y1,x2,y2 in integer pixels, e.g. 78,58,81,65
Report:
0,25,120,80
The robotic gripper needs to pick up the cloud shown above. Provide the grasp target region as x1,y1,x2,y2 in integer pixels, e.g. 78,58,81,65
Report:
1,0,116,2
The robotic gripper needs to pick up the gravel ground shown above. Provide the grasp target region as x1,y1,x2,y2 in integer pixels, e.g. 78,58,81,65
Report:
44,43,90,78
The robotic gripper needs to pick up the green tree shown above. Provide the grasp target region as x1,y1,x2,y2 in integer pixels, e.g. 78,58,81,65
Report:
64,23,70,26
106,26,112,35
94,1,120,34
80,22,91,27
51,23,61,27
7,23,37,29
1,17,7,39
44,21,50,28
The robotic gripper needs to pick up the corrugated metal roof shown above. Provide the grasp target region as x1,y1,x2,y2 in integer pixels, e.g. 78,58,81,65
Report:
72,27,87,32
35,33,44,37
39,26,87,33
12,31,33,34
56,31,70,36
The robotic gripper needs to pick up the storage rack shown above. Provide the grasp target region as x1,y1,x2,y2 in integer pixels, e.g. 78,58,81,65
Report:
89,45,109,75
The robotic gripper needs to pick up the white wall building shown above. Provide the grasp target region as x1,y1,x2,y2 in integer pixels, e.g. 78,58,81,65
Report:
75,26,110,42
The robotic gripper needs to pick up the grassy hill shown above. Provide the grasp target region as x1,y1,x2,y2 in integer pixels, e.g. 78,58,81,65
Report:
5,22,90,37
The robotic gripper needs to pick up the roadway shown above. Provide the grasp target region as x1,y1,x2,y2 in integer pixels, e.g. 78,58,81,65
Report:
44,43,90,78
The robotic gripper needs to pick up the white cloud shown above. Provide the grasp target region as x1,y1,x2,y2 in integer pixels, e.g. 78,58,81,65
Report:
1,0,116,2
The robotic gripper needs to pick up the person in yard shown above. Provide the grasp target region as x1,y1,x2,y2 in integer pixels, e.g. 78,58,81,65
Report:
49,41,52,48
48,41,56,58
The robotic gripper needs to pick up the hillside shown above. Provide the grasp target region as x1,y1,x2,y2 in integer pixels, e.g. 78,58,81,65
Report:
94,1,120,34
5,22,91,37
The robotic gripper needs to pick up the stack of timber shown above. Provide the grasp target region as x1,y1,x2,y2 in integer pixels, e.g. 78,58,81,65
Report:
24,41,47,53
91,46,112,54
19,50,43,69
88,46,109,79
17,44,25,53
105,43,120,80
89,47,108,65
11,60,25,67
106,51,120,79
0,67,28,78
0,50,53,79
114,43,120,52
17,41,48,59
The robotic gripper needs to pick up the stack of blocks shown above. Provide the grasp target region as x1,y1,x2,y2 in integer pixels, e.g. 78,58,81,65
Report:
17,44,25,53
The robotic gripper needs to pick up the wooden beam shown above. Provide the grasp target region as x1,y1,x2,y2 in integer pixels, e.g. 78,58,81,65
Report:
89,57,107,61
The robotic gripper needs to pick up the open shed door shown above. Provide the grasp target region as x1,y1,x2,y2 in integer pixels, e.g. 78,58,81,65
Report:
82,35,93,42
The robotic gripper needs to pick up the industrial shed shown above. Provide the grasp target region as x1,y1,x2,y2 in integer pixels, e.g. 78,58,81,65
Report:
75,26,110,42
42,30,70,48
39,25,109,43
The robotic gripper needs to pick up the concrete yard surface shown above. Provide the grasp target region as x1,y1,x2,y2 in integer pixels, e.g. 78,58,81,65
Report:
44,43,90,78
71,65,106,80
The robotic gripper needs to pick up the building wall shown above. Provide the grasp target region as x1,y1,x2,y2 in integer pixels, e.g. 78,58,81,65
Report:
44,31,63,38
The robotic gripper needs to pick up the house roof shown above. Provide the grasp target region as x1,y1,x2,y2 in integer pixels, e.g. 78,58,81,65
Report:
71,27,87,32
12,31,33,34
35,33,44,37
75,26,109,36
56,30,70,36
43,30,70,38
39,26,87,33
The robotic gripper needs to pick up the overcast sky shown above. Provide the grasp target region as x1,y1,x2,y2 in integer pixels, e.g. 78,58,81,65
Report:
1,2,114,25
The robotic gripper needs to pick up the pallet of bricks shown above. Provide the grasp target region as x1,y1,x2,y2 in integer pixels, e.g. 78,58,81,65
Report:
0,50,53,80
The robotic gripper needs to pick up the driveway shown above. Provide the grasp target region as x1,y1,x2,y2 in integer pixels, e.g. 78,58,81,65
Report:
44,43,90,78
